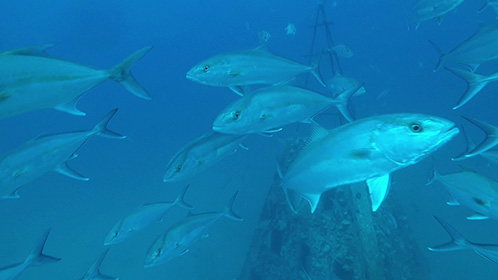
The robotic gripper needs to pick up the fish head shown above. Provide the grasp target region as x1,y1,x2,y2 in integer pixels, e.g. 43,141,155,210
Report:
372,114,459,166
144,235,188,267
213,98,258,134
163,151,193,182
104,220,125,245
186,55,232,86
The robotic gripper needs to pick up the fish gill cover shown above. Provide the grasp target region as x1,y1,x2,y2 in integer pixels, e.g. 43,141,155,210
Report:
0,0,497,280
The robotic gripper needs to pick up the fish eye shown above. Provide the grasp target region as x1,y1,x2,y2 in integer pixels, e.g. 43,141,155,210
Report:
203,65,210,72
409,122,423,133
175,242,180,248
155,249,162,257
113,231,119,237
176,165,182,172
233,111,241,120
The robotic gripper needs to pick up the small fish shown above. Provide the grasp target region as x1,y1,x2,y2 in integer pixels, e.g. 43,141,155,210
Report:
285,23,296,35
452,116,498,160
213,85,360,135
409,0,464,29
281,114,459,213
430,23,498,71
428,168,498,220
0,229,60,280
429,216,498,265
104,185,194,245
330,44,353,58
445,67,498,109
0,45,151,120
186,47,325,95
0,109,125,198
326,72,366,97
163,132,247,182
144,192,243,267
256,31,271,44
79,249,118,280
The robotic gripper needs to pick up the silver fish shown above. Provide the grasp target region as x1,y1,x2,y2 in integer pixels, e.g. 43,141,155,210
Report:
0,45,151,120
144,192,242,267
0,109,124,198
163,132,247,182
409,0,464,29
445,66,498,109
330,44,353,58
186,47,324,95
281,113,459,213
429,216,498,265
326,72,366,97
104,185,193,245
430,23,498,71
79,249,118,280
429,168,498,220
212,85,359,135
0,230,60,280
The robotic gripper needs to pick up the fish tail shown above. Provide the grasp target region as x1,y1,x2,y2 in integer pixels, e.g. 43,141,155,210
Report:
425,161,440,185
428,216,468,252
175,184,194,210
92,108,126,139
311,50,326,87
25,229,61,267
109,46,153,100
428,40,445,72
224,191,243,221
452,125,476,161
332,83,364,123
458,115,498,159
445,67,490,110
86,249,119,280
478,0,490,12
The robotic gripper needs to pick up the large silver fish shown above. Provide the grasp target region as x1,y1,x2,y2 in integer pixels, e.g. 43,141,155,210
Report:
78,249,118,280
430,168,498,220
0,109,124,198
281,113,459,213
0,230,60,280
163,132,247,182
104,185,193,245
429,216,498,265
212,85,359,135
431,23,498,71
144,192,242,267
326,72,366,97
186,47,324,95
0,45,151,120
409,0,464,29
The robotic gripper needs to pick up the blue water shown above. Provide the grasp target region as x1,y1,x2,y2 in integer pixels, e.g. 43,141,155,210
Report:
1,0,498,279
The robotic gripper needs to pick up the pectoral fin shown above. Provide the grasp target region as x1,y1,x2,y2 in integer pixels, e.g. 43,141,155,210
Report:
54,163,89,181
467,213,489,220
0,90,11,102
2,188,21,199
366,174,391,212
229,86,246,96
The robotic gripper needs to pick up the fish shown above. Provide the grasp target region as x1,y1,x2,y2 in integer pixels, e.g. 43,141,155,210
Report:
281,113,459,213
445,66,498,109
326,72,366,97
163,132,247,182
0,45,151,120
330,44,353,58
452,116,498,160
409,0,464,29
104,184,194,245
0,229,60,280
212,84,360,135
429,168,498,220
0,109,125,198
79,249,118,280
186,47,325,96
144,192,243,267
285,23,296,35
430,23,498,71
429,216,498,265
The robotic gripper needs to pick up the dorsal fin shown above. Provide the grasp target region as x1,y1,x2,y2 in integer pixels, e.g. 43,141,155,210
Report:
1,44,54,57
299,124,329,154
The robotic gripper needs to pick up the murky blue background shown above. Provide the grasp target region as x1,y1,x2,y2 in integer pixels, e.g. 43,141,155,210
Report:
1,0,498,279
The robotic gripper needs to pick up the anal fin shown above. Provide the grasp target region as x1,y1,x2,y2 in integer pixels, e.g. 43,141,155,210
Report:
54,163,89,181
